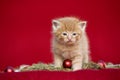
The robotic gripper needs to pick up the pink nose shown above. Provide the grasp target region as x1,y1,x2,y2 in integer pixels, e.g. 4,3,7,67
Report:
67,35,71,40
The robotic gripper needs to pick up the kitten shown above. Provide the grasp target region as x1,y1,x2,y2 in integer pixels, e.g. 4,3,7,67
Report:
51,17,90,71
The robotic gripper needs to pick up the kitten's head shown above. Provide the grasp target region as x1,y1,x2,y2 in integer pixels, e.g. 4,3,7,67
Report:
52,17,87,45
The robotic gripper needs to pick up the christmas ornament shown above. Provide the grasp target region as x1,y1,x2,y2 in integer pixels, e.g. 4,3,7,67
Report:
63,59,72,68
98,60,106,69
4,66,14,72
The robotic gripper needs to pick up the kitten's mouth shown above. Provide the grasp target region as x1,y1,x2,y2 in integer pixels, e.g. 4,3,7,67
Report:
66,40,74,44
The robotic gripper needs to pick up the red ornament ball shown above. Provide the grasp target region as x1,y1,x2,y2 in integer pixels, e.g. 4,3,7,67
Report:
4,66,14,73
63,59,72,68
98,60,106,69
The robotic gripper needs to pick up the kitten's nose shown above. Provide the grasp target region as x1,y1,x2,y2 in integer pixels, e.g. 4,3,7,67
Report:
67,35,72,41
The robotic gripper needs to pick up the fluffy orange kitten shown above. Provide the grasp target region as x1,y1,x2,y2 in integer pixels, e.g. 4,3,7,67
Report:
51,17,90,71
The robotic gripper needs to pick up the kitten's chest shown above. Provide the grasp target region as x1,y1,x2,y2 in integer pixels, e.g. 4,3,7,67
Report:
55,45,80,59
56,45,77,52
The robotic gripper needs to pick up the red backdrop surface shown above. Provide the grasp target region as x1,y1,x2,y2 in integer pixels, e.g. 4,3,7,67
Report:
0,0,120,70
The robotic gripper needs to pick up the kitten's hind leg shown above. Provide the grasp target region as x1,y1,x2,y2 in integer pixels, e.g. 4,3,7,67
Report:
54,54,63,68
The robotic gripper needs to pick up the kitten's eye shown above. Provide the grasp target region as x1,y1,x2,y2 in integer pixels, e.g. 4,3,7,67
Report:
62,32,67,36
72,33,77,36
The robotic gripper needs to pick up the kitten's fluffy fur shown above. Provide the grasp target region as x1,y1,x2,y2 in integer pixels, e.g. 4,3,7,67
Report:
51,17,90,71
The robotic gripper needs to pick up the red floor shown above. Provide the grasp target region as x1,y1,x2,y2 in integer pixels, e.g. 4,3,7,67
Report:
0,69,120,80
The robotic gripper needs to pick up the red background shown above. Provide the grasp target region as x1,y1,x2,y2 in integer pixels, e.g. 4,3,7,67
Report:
0,0,120,70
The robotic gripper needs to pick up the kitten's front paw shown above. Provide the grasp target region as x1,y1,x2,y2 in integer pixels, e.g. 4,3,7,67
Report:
54,64,62,68
73,67,82,71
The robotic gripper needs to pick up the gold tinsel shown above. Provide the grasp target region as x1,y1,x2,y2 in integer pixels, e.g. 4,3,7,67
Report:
21,62,101,72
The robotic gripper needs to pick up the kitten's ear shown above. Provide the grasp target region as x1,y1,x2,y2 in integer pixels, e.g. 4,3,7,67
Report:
52,20,61,31
78,21,87,31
